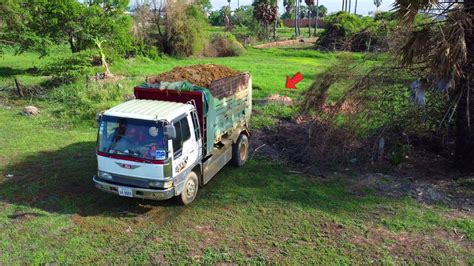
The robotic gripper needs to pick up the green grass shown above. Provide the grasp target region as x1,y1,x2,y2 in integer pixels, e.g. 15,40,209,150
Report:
0,107,472,264
110,48,336,99
1,46,339,128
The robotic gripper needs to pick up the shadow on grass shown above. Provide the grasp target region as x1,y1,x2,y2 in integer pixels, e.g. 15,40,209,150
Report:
201,157,384,219
0,141,383,219
0,67,40,78
0,141,178,217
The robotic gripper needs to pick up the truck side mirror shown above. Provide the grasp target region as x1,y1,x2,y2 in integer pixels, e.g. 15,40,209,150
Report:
96,112,103,123
164,125,176,139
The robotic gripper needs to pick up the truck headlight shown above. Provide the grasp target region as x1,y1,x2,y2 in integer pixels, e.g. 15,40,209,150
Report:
149,180,173,188
98,171,112,180
163,181,173,188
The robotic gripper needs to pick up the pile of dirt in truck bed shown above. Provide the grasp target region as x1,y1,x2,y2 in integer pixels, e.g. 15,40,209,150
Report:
147,64,241,88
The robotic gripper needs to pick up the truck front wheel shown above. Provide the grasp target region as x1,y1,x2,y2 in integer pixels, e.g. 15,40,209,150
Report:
232,134,249,167
177,171,199,205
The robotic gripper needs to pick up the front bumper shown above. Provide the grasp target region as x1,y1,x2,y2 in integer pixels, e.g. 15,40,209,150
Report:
93,176,175,200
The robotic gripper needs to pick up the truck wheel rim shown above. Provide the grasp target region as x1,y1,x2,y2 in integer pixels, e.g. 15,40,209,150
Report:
239,140,248,161
186,179,196,197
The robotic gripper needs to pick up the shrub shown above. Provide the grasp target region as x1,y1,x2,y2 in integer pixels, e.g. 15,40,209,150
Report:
318,12,395,52
203,33,245,57
48,82,125,125
41,50,96,84
161,1,208,56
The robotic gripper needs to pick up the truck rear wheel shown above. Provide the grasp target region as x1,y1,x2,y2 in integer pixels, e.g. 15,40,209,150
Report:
177,171,199,205
232,134,249,167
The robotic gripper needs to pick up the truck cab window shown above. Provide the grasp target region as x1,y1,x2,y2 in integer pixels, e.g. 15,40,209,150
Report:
172,116,191,157
191,111,200,140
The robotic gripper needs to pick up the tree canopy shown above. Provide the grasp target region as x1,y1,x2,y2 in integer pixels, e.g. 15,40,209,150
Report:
0,0,133,57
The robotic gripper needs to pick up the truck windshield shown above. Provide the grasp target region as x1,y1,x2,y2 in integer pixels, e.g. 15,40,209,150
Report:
98,116,167,160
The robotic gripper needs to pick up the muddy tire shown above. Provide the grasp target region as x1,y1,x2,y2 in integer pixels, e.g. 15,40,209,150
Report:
177,171,199,205
232,134,249,167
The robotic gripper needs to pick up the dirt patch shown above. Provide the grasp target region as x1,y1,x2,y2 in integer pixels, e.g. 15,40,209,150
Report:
254,117,362,167
250,116,473,210
148,64,241,88
266,94,293,106
96,73,125,84
8,211,43,221
351,226,473,262
349,173,474,210
254,37,318,49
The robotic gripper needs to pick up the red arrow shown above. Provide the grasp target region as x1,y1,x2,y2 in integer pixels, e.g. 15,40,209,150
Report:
285,72,303,89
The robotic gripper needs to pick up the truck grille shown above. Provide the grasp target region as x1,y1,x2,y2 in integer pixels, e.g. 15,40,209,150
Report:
110,174,149,188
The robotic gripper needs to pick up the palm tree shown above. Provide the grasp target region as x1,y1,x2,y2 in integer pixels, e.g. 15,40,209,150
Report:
253,0,278,39
305,0,314,37
393,0,474,170
313,0,319,36
354,0,357,14
374,0,382,10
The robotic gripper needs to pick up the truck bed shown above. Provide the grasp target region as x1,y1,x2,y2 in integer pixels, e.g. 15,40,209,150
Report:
134,73,252,157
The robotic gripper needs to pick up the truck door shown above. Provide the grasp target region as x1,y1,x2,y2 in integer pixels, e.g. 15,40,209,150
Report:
190,110,202,158
171,113,199,177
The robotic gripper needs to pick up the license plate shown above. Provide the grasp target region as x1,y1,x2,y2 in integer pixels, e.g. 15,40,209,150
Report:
118,187,133,197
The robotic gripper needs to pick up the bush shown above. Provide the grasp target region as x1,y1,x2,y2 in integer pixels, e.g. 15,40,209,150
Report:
161,1,209,56
41,50,96,84
48,82,125,125
318,12,395,52
203,33,245,57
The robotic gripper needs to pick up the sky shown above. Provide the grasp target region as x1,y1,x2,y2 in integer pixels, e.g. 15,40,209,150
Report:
211,0,396,15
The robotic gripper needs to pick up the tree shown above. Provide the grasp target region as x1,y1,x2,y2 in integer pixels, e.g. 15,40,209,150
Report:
310,3,326,35
222,6,233,31
374,0,382,9
283,0,295,15
197,0,212,14
305,0,314,37
0,0,82,55
253,0,278,39
393,0,474,170
208,10,224,26
0,0,133,57
232,5,255,28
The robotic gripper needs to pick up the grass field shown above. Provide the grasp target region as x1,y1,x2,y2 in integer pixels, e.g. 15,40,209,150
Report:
0,46,341,128
0,48,473,264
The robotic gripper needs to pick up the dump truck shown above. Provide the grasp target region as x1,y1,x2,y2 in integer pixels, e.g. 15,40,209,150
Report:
93,67,252,204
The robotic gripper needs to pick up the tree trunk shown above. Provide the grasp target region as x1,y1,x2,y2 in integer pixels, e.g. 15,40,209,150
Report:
294,2,298,37
308,9,311,37
68,36,79,53
273,20,277,40
14,78,24,97
455,0,474,171
296,0,300,36
313,0,319,36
